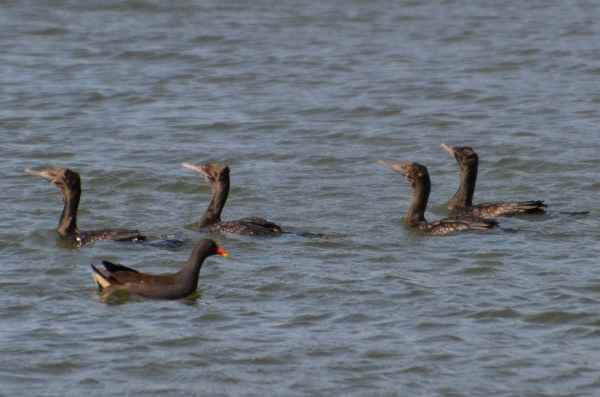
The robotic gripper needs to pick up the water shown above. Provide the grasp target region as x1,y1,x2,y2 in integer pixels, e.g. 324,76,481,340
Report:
1,0,600,395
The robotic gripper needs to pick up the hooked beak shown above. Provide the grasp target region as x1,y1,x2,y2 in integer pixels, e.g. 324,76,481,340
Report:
182,163,210,180
440,142,456,156
378,160,408,177
25,168,55,183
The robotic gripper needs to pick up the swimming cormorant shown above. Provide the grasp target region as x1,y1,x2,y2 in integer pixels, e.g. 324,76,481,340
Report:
379,160,499,235
25,167,145,245
182,163,283,235
440,143,547,218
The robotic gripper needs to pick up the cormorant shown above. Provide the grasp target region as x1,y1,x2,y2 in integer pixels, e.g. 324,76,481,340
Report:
440,143,547,218
379,160,499,235
25,167,145,245
182,163,283,235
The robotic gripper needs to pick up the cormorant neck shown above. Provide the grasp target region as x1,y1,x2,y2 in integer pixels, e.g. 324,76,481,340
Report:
448,159,477,209
405,174,430,228
199,175,229,228
57,183,80,237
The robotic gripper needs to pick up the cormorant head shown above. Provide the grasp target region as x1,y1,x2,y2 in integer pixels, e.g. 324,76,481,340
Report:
25,167,81,191
378,160,429,184
182,163,230,184
441,143,478,168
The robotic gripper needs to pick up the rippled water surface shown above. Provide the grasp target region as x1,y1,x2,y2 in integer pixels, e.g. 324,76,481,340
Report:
2,1,600,395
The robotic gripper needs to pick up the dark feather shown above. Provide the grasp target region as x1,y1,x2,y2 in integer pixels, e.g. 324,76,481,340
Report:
102,260,141,274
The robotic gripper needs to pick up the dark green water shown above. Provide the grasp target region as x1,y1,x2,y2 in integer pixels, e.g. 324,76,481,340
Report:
1,1,600,395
